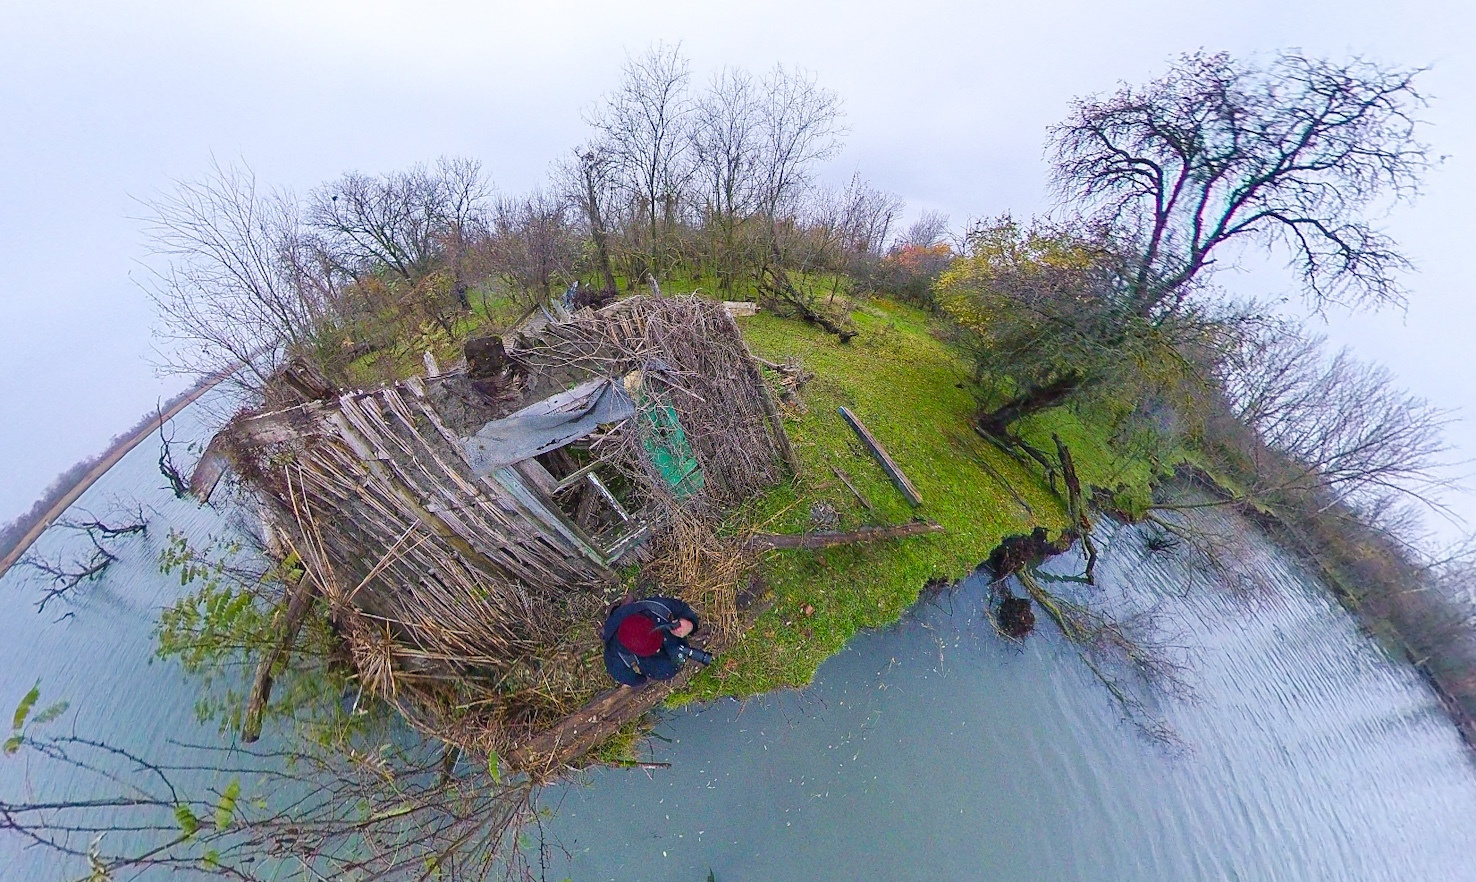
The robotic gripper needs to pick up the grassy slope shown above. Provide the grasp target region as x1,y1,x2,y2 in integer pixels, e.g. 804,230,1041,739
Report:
674,298,1161,702
327,277,1164,706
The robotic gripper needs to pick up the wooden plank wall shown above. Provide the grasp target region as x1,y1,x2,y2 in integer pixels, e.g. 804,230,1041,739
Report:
235,380,614,667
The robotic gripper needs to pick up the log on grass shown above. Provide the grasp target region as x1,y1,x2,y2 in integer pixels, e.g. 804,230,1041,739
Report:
838,406,923,506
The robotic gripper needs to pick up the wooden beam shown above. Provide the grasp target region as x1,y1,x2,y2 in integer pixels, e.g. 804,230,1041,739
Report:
745,521,943,551
585,473,631,522
188,434,232,503
241,574,318,743
838,406,923,506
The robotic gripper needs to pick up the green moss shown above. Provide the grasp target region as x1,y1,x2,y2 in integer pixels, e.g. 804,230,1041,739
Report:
671,298,1164,703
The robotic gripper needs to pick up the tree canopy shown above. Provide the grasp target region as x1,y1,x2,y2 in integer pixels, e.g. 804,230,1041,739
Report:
1050,51,1431,315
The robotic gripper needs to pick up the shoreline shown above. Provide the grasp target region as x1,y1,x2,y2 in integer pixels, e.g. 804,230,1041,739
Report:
0,370,231,577
1165,465,1476,750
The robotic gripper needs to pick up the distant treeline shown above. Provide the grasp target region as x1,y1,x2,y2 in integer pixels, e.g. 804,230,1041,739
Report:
0,382,201,570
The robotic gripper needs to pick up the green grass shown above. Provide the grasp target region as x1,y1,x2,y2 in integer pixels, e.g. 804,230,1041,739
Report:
341,286,526,388
672,298,1164,703
321,274,1166,706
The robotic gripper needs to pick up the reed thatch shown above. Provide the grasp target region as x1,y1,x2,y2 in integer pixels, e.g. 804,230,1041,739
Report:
212,295,791,765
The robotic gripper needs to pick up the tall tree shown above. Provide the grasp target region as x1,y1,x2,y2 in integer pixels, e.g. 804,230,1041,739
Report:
755,65,845,254
588,43,692,281
486,188,581,303
309,156,490,284
562,146,621,294
143,160,331,388
969,51,1433,433
1050,51,1431,317
690,66,763,291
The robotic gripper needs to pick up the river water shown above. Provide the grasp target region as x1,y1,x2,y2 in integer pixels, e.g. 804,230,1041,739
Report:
543,513,1476,880
5,400,1476,880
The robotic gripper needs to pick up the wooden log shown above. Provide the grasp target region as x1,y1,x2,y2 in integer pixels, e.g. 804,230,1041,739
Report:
838,406,923,506
188,434,232,502
830,465,874,512
242,574,318,743
745,520,943,551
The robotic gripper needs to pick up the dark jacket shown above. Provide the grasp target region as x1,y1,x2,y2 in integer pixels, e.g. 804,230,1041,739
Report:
601,597,700,687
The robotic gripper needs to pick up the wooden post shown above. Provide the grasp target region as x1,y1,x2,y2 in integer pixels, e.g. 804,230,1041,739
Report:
242,574,319,743
838,407,923,506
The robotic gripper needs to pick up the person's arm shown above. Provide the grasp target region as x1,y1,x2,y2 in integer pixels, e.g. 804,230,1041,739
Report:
657,597,700,631
641,644,683,682
603,641,647,687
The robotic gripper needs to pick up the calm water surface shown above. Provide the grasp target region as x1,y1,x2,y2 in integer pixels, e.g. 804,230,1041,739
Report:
542,513,1476,881
5,399,1476,880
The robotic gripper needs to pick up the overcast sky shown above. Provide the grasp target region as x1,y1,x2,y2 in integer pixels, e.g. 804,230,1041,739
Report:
2,0,1474,538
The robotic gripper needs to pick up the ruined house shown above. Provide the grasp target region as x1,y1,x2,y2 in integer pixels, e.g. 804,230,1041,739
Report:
194,295,796,769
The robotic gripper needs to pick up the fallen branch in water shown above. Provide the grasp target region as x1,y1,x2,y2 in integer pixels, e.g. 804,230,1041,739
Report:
1016,568,1192,746
18,505,149,613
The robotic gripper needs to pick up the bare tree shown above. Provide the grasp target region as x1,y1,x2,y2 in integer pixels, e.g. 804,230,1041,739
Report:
755,65,845,250
1050,51,1431,317
899,210,950,249
143,160,331,387
18,505,147,613
833,172,903,269
964,52,1433,434
1220,321,1453,512
587,43,693,280
690,66,764,292
1,704,552,882
310,156,490,284
484,189,581,304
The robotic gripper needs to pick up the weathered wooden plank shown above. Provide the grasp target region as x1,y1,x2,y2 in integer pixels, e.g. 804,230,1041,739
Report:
232,402,332,445
838,406,923,506
829,465,874,512
490,467,612,574
513,459,559,496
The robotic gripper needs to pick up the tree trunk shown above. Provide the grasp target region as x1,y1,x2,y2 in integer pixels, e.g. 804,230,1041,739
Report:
976,373,1082,434
583,169,619,294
